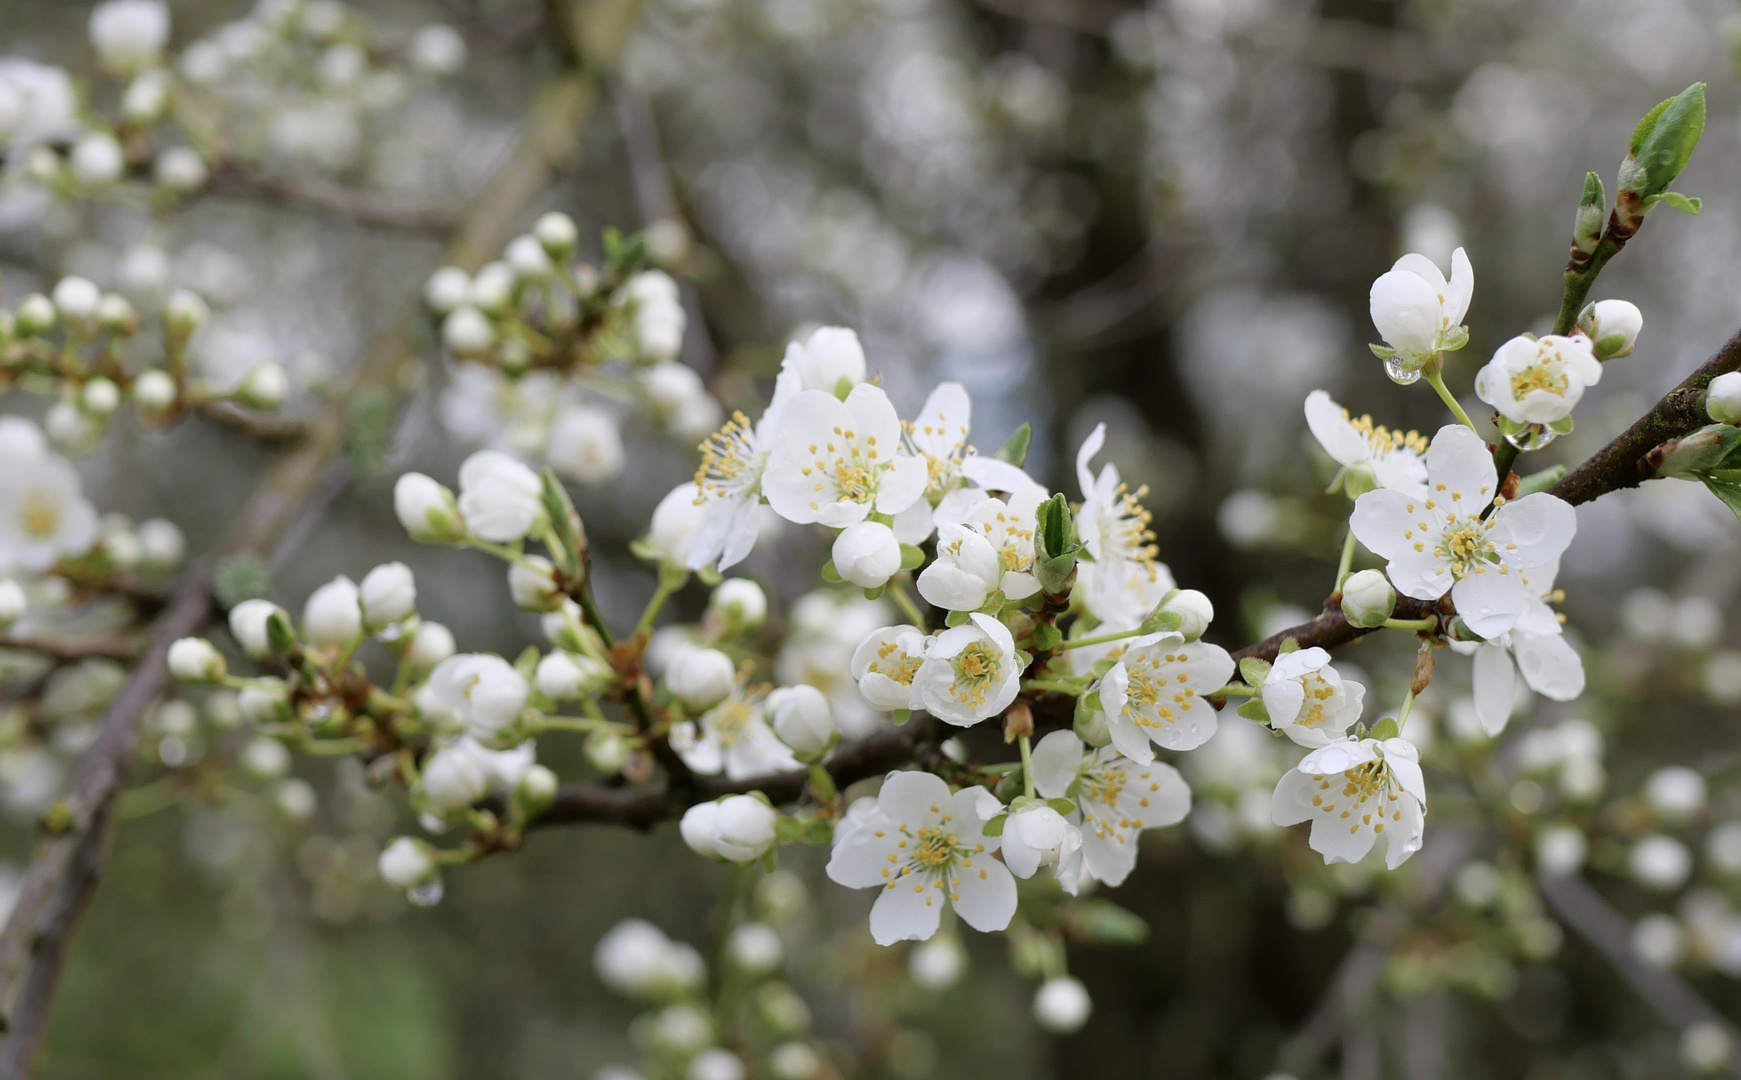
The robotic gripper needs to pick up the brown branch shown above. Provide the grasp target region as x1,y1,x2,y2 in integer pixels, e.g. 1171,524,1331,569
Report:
192,401,310,444
1549,326,1741,506
204,167,460,232
0,636,142,664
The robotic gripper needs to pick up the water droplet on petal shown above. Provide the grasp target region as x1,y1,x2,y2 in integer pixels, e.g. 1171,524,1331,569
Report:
407,877,445,906
1385,357,1421,385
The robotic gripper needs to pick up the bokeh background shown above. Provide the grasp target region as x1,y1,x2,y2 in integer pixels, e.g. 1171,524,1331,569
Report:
5,0,1741,1077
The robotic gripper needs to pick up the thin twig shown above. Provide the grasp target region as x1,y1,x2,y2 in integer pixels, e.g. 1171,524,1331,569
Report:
193,401,310,444
0,636,141,664
204,167,460,232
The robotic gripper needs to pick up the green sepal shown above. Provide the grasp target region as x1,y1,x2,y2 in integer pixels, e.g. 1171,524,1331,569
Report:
995,422,1032,467
695,565,721,587
1238,657,1271,686
512,645,540,680
978,590,1006,614
1593,332,1630,358
891,708,911,725
1237,699,1271,725
945,609,969,627
1277,637,1300,654
1047,798,1078,816
820,560,842,583
539,467,585,578
775,815,802,844
629,537,663,562
1369,716,1400,741
758,846,778,873
800,816,834,846
1029,622,1062,652
982,813,1007,838
863,585,885,601
1368,344,1396,360
1515,465,1566,498
1439,325,1469,352
899,544,925,570
993,768,1024,803
265,610,298,658
833,376,854,401
1548,415,1575,435
1140,608,1182,636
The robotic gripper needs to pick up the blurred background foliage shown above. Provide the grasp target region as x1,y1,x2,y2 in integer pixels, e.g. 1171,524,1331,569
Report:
6,0,1741,1077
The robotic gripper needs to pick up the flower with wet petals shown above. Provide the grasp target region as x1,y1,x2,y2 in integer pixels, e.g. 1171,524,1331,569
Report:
851,625,931,712
914,613,1023,725
670,688,799,780
1272,736,1426,869
1449,560,1583,736
1263,647,1366,748
1474,334,1602,426
1304,390,1428,498
1090,631,1234,763
764,384,928,527
1369,248,1473,370
1030,730,1191,889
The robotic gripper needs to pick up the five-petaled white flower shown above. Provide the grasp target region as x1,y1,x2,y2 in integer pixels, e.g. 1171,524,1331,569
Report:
669,688,799,780
851,624,931,712
1272,736,1426,869
764,384,927,527
1262,647,1367,748
688,370,799,572
917,523,1003,612
1474,333,1603,426
904,381,972,497
1369,248,1473,366
0,417,98,576
1304,390,1428,498
825,771,1016,944
1449,560,1583,735
1029,730,1192,890
914,613,1023,725
1350,425,1576,639
963,489,1044,600
1073,424,1175,626
1091,631,1235,763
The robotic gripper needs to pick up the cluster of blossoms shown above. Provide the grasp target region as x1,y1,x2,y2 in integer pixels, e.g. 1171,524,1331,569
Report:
0,0,466,223
426,217,717,483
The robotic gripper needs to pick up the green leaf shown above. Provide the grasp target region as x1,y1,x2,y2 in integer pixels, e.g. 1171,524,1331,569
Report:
1573,170,1606,253
775,815,801,843
1237,699,1271,725
1058,898,1150,946
995,422,1032,467
1238,657,1271,686
1630,83,1706,199
1628,94,1674,155
1699,471,1741,523
993,768,1024,803
1649,191,1702,214
539,468,585,578
899,544,925,570
1033,493,1074,562
1029,622,1062,652
213,553,271,609
1515,465,1566,498
800,816,834,846
1654,424,1741,476
982,813,1007,838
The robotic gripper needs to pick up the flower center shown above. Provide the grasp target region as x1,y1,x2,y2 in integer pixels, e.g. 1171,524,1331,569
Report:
695,412,763,499
950,642,1002,707
1346,411,1428,456
1296,672,1338,729
20,491,59,539
868,641,922,685
1100,483,1159,572
707,699,756,747
911,825,959,868
801,426,885,507
1510,363,1568,399
1308,759,1406,836
1435,519,1496,577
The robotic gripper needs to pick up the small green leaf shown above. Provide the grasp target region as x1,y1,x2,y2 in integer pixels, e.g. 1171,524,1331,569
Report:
1237,699,1271,725
539,468,585,578
1629,83,1706,200
1650,191,1702,214
1698,471,1741,523
899,544,925,570
1278,637,1300,654
1029,622,1062,652
863,585,885,601
982,813,1007,838
995,422,1032,467
993,768,1024,803
1515,465,1566,498
891,708,911,725
213,553,271,609
265,610,297,657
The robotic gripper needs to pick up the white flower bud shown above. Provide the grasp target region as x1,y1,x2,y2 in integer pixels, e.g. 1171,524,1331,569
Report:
360,562,417,628
518,763,558,808
276,782,318,826
120,71,169,123
585,730,628,775
1631,913,1684,969
505,235,552,280
442,305,495,356
1580,298,1643,360
534,211,578,257
45,400,97,451
681,801,723,859
14,294,56,336
1645,766,1707,822
394,472,465,543
688,1050,745,1080
82,377,120,416
1536,824,1587,877
508,555,562,613
908,937,966,989
89,0,170,71
168,637,225,682
52,277,101,322
768,1043,821,1080
238,681,287,724
378,837,435,888
423,267,471,313
712,794,776,862
421,745,488,811
832,521,901,589
1160,589,1214,639
97,293,137,334
536,650,610,700
1340,570,1396,628
1708,371,1741,425
1630,834,1692,892
0,579,25,629
649,483,707,564
22,149,59,186
468,262,515,314
709,578,766,630
154,146,207,192
1682,1021,1734,1075
768,684,835,758
164,289,208,335
228,599,286,657
70,132,124,186
302,575,362,648
1033,976,1092,1034
668,647,736,711
725,922,783,974
132,369,177,413
408,24,467,75
457,450,544,543
240,736,291,780
408,621,455,668
236,362,288,410
546,406,624,485
641,362,705,416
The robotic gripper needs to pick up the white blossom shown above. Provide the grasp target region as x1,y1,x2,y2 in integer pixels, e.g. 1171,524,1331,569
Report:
69,133,124,185
378,837,435,888
1630,834,1692,892
667,646,738,712
1340,569,1396,628
624,271,686,362
648,482,708,565
1030,730,1191,889
457,450,545,543
671,688,798,779
1350,425,1576,639
1158,589,1214,640
0,61,77,148
768,684,836,758
1709,372,1741,425
421,745,489,811
1033,976,1092,1034
0,579,24,629
1073,424,1175,626
902,381,972,507
1474,334,1602,425
680,801,724,859
594,919,705,998
1272,737,1427,869
302,576,362,648
1369,247,1473,365
535,650,609,700
851,624,930,712
825,770,1016,944
712,794,777,861
1449,560,1582,735
418,654,529,746
359,562,416,628
0,418,98,576
1304,390,1429,497
1262,648,1366,748
89,0,170,70
547,405,624,484
996,802,1081,881
914,613,1022,725
424,267,470,313
1579,298,1642,359
780,326,866,393
408,24,467,75
228,599,285,657
961,488,1045,600
408,621,455,668
708,578,767,629
688,373,800,571
764,384,927,527
832,521,902,588
1091,632,1234,762
168,637,225,682
917,523,1002,611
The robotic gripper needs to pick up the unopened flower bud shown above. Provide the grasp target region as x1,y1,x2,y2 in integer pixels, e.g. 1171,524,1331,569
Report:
1340,569,1396,628
132,369,177,413
517,763,558,810
240,736,291,780
408,621,456,668
379,837,436,888
97,293,137,334
0,579,25,629
1707,372,1741,425
680,800,723,859
423,267,470,313
769,684,835,758
302,575,362,648
1033,976,1092,1034
725,922,783,973
709,578,767,630
831,521,901,589
534,211,578,258
421,746,487,811
442,306,494,356
468,262,515,314
70,133,124,186
229,598,287,657
154,146,208,193
82,377,120,416
394,472,465,543
713,794,777,862
168,637,225,682
1161,589,1214,639
1645,766,1706,822
505,235,552,280
1578,298,1643,360
408,24,467,75
585,730,629,775
360,562,417,628
508,555,562,612
236,362,288,410
14,294,55,336
536,650,610,700
668,647,736,711
137,518,183,569
120,70,169,123
238,680,288,723
164,289,208,336
52,277,101,322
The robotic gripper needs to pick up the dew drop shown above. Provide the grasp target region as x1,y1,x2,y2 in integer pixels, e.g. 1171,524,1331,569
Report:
407,877,444,907
1385,357,1421,385
1505,424,1558,451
